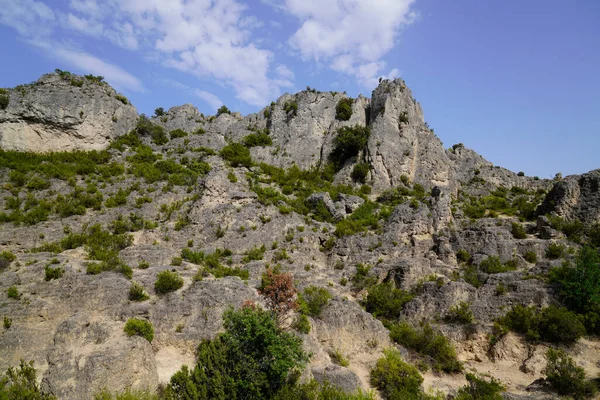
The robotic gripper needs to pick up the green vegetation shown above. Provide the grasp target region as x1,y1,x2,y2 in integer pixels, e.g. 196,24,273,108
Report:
335,98,354,121
298,286,331,317
115,94,129,105
154,270,184,294
546,243,566,259
479,255,517,274
217,105,231,116
334,201,383,237
283,100,298,117
351,162,370,183
497,305,585,344
94,388,159,400
129,282,150,301
44,265,64,281
292,314,311,334
182,248,249,279
330,125,370,169
0,92,9,110
445,302,474,324
544,348,597,399
524,251,537,264
123,318,154,342
169,129,188,139
164,306,307,399
370,349,429,400
0,251,16,271
0,359,56,399
510,222,527,239
243,131,272,147
220,143,252,168
7,285,20,299
363,282,414,321
389,321,462,373
154,107,165,117
242,245,266,262
273,380,374,400
459,186,545,221
456,249,471,264
455,373,505,400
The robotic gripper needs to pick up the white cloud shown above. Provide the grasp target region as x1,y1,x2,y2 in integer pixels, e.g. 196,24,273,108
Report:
195,90,223,111
0,0,55,37
66,13,104,37
283,0,416,87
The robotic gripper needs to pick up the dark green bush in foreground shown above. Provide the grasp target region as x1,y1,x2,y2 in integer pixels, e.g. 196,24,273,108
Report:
544,348,597,399
455,373,505,400
164,306,307,399
0,359,56,399
370,349,426,400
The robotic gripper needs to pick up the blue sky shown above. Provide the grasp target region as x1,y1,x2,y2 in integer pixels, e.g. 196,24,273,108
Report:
0,0,598,178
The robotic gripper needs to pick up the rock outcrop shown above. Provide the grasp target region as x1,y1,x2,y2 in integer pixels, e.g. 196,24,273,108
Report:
0,72,138,152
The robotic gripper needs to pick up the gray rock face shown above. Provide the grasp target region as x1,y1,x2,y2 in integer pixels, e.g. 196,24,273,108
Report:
150,104,206,134
0,72,138,152
536,169,600,223
311,364,362,394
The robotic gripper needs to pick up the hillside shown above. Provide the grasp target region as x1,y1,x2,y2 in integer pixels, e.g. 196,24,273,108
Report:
1,71,599,400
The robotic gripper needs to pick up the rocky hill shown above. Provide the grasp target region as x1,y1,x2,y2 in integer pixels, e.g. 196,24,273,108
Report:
0,71,599,400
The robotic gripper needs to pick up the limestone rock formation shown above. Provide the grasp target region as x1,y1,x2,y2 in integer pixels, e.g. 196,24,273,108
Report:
0,71,138,152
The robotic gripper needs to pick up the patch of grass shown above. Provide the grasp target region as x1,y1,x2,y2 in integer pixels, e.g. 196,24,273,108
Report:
329,349,349,367
123,318,154,342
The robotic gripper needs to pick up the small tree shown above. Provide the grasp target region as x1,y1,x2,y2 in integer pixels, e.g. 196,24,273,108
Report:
544,348,596,399
217,105,231,116
0,360,56,399
154,107,165,117
259,267,298,322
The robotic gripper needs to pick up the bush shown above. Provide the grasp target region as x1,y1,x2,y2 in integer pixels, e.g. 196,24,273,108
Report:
123,318,154,342
164,306,307,399
330,125,371,169
243,132,272,147
0,251,16,271
44,265,64,281
498,305,585,344
456,249,471,264
217,105,231,116
243,244,266,262
115,94,129,105
93,388,159,400
154,107,165,117
370,348,426,400
546,243,566,259
292,314,311,334
445,302,474,324
351,162,370,183
154,270,184,294
259,267,298,320
511,222,527,239
0,93,9,110
364,282,413,321
0,359,56,399
389,321,462,373
219,143,252,168
7,286,20,299
335,98,354,121
455,373,505,400
524,251,537,264
544,348,596,399
169,129,188,139
283,100,298,117
298,286,331,317
273,380,374,400
479,255,516,274
129,282,149,301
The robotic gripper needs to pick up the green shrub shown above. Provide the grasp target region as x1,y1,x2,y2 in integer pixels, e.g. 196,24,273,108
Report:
243,132,272,147
44,265,64,281
544,348,596,399
546,243,566,259
445,302,474,324
227,171,238,182
154,107,165,117
464,265,483,288
511,222,527,239
115,94,129,105
330,125,371,169
219,143,252,168
283,100,298,117
524,251,537,264
351,263,377,290
398,111,409,124
3,316,11,330
370,348,426,400
498,305,585,344
329,349,349,367
479,256,516,274
298,286,331,317
164,306,307,399
0,93,9,110
389,321,462,373
93,388,159,400
292,314,311,334
334,201,380,238
123,318,154,342
0,359,56,399
0,251,16,271
129,282,149,301
7,286,20,299
456,249,471,264
169,129,188,139
364,282,413,321
351,162,370,183
154,270,184,294
335,98,354,121
273,380,374,400
455,373,505,400
216,105,231,116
